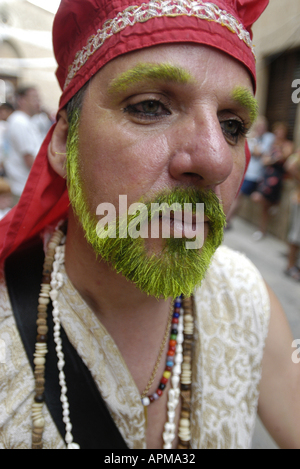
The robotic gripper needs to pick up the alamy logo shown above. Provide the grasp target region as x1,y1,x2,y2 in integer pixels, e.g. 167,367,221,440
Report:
0,80,5,104
291,339,300,364
292,79,300,104
96,195,205,249
0,339,5,364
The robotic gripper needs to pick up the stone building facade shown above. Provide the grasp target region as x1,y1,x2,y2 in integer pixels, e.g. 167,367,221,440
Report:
240,0,300,239
0,0,60,114
254,0,300,148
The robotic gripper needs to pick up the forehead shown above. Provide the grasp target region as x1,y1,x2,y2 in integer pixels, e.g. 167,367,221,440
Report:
90,43,253,96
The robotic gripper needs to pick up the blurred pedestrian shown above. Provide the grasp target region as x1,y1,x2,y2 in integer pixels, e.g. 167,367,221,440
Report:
0,177,13,220
226,116,274,227
32,108,53,143
4,86,41,202
284,150,300,281
0,103,14,177
251,122,294,240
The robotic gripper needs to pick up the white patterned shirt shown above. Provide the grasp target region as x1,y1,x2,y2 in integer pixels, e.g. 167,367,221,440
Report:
0,245,270,449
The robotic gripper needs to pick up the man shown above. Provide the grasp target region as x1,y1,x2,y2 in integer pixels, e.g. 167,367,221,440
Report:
4,86,41,200
245,116,275,195
0,178,13,221
0,0,299,450
0,103,14,177
284,150,300,281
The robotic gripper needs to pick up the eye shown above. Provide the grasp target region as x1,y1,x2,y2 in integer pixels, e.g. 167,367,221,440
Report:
123,99,171,122
140,101,161,114
220,118,248,144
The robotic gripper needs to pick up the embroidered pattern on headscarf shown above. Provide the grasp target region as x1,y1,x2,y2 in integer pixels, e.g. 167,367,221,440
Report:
64,0,255,89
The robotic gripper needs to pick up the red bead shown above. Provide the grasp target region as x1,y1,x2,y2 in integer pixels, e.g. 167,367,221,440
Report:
167,350,175,357
42,275,51,284
157,389,163,396
169,345,176,352
36,334,47,343
161,377,168,385
166,366,172,372
169,340,176,347
172,318,179,324
174,307,181,314
149,395,155,403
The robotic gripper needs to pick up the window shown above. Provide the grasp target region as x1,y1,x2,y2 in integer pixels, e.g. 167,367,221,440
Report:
265,48,300,140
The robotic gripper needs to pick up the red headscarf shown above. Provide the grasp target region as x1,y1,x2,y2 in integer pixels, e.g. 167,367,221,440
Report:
0,0,268,261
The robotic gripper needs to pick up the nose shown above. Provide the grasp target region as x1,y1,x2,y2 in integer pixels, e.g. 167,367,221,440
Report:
168,111,234,189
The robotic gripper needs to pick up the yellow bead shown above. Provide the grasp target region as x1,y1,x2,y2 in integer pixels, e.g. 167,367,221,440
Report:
34,357,46,366
163,371,171,379
33,418,45,428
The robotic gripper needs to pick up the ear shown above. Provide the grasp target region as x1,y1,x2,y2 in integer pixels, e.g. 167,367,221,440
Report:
48,109,69,178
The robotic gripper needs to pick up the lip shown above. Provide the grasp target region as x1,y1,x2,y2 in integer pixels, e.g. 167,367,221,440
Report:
160,211,208,239
169,212,210,224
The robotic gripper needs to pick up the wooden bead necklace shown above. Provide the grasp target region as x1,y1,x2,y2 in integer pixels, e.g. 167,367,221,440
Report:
31,225,194,450
177,296,194,449
32,224,67,449
162,296,194,449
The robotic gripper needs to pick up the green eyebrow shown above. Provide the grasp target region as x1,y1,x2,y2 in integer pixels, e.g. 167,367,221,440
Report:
232,86,259,124
108,63,194,94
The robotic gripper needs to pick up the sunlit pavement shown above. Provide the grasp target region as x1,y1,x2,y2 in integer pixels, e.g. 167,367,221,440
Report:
223,217,300,449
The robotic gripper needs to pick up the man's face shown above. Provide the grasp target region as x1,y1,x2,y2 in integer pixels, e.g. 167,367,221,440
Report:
67,44,255,298
77,44,253,215
20,89,40,116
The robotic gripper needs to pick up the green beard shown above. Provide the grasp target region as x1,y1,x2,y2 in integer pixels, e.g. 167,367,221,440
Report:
66,109,226,299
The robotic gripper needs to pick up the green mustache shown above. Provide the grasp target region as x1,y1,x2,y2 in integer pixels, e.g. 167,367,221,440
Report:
93,187,226,298
96,187,225,243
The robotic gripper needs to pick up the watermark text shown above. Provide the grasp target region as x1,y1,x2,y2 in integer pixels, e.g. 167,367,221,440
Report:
96,195,205,249
292,79,300,104
291,339,300,364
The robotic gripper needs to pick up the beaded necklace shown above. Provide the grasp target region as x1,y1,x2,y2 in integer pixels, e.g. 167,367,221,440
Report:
140,299,174,405
32,225,194,449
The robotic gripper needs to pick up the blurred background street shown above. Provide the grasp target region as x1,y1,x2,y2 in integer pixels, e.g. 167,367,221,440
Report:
223,216,300,449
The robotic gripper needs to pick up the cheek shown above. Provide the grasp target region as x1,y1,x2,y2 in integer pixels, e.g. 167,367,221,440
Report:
220,151,246,214
78,120,170,207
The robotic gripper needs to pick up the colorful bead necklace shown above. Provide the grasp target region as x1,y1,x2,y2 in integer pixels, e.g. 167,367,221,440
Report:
32,225,194,450
141,297,182,407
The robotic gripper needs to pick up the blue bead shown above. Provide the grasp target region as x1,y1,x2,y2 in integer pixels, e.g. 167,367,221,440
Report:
175,302,181,308
167,361,174,367
173,312,180,318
